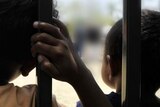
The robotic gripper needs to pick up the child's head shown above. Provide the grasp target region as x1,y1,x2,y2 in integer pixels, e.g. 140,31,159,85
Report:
102,10,160,97
141,10,160,97
0,0,38,84
101,19,122,91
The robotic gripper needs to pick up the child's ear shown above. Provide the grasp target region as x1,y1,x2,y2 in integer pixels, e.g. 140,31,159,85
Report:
21,59,36,76
106,55,110,64
102,55,115,88
106,55,112,81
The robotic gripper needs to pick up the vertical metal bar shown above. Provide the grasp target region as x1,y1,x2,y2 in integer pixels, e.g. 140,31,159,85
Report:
122,0,141,107
36,0,53,107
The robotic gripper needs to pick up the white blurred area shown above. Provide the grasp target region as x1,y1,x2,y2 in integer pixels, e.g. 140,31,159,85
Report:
12,0,160,107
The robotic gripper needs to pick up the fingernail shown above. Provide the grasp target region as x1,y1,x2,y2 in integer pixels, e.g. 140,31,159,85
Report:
38,55,43,63
33,21,39,28
40,22,46,25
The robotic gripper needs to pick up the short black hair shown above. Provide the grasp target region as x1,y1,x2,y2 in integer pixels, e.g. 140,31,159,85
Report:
104,19,122,76
0,0,38,83
0,0,38,62
141,10,160,90
105,10,160,90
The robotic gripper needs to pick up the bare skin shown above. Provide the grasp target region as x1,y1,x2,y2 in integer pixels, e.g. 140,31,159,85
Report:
101,55,121,93
31,19,113,107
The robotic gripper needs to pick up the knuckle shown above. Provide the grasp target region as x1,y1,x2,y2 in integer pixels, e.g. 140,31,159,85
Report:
42,61,50,68
39,33,47,39
57,49,63,55
31,33,39,41
59,40,68,49
35,42,42,48
55,27,61,33
55,47,64,57
41,62,50,71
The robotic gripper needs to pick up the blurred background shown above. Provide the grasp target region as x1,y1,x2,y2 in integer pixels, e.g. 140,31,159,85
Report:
12,0,160,107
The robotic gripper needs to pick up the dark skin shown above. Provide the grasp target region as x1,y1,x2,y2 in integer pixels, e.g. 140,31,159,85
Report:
31,19,113,107
0,18,69,85
0,59,36,85
101,55,121,93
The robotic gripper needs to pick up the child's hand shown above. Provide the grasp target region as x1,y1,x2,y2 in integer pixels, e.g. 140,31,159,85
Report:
31,20,113,107
31,20,85,84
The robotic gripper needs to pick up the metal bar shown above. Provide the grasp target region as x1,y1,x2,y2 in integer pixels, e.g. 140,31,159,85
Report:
122,0,141,107
36,0,53,107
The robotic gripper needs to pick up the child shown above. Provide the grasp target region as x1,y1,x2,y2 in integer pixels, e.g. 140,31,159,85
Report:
0,0,112,107
76,10,160,107
31,10,160,107
75,20,122,107
101,19,122,107
76,19,122,107
0,0,62,107
31,13,123,107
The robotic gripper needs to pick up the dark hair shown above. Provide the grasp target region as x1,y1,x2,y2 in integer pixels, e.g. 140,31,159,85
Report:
0,0,38,83
0,0,38,62
104,19,122,76
141,10,160,92
105,10,160,95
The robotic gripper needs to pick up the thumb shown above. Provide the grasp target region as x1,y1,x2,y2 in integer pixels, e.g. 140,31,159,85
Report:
37,54,60,78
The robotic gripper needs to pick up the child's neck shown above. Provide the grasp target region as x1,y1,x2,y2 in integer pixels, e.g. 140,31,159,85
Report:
115,75,121,94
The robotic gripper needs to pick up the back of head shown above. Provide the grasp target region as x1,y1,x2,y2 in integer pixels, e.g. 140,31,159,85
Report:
0,0,38,83
105,10,160,90
104,19,122,77
104,10,160,106
0,0,38,62
141,10,160,105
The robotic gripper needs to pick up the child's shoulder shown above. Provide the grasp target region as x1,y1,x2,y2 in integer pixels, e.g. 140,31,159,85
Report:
15,84,37,92
0,83,37,107
15,84,37,105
